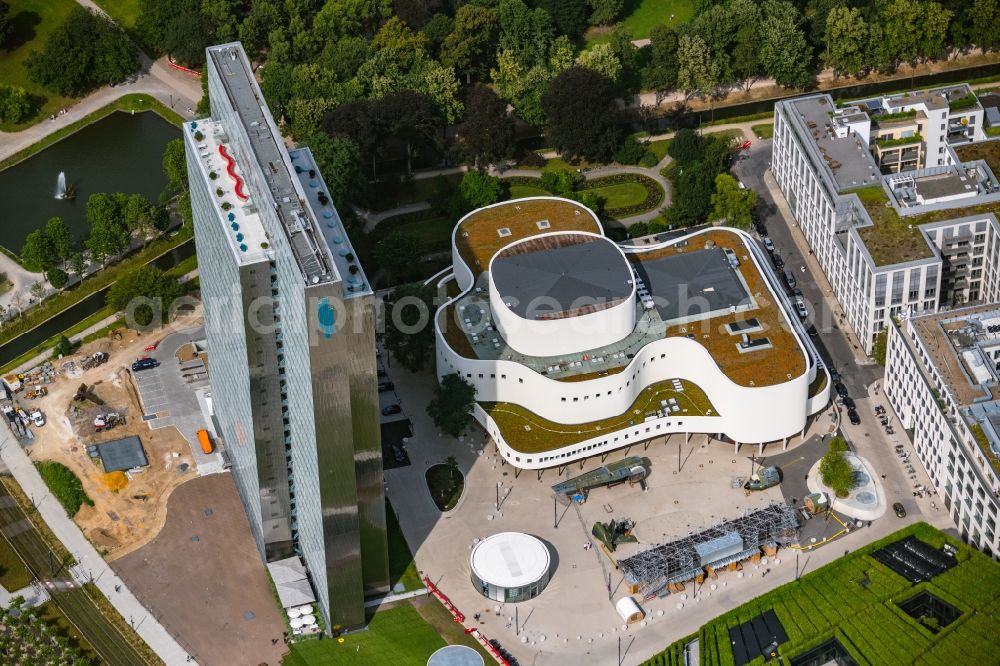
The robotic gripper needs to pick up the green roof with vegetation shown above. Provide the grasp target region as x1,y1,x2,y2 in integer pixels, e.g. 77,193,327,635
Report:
948,93,978,111
853,186,999,267
642,522,1000,666
483,379,715,453
876,133,922,148
954,141,1000,178
968,423,1000,479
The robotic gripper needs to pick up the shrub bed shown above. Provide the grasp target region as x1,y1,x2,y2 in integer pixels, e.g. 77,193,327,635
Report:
36,461,93,517
425,463,464,512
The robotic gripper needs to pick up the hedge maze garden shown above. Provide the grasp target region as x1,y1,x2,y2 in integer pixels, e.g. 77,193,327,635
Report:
642,523,1000,666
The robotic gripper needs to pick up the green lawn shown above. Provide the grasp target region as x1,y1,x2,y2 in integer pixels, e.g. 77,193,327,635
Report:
425,464,463,512
386,500,423,593
647,138,671,161
509,184,549,199
588,181,649,208
752,123,775,139
283,605,446,666
642,523,1000,666
0,0,78,130
92,0,140,28
586,0,694,43
371,212,454,252
0,533,32,591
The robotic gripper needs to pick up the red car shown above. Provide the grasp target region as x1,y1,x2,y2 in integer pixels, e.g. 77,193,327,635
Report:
738,139,752,151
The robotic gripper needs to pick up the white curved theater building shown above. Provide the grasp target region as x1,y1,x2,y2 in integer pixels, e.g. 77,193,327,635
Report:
434,197,830,469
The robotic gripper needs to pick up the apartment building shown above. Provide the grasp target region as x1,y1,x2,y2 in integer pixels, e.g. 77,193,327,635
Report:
885,306,1000,558
185,42,387,633
772,85,1000,355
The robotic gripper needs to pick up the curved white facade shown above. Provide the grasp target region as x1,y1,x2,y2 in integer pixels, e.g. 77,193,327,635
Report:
471,532,550,603
437,199,830,469
487,232,636,357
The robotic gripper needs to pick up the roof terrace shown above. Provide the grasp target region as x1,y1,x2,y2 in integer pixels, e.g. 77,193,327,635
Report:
185,117,269,265
790,97,881,191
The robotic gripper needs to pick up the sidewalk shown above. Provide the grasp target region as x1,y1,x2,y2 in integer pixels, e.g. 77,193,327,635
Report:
760,169,872,366
0,432,195,665
0,581,51,610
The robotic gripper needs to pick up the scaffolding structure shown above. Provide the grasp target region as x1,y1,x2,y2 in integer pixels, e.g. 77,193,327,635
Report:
618,502,799,596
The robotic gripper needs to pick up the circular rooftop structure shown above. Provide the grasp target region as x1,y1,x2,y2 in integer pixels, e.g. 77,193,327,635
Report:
490,232,632,320
427,645,485,666
487,232,636,357
470,532,551,603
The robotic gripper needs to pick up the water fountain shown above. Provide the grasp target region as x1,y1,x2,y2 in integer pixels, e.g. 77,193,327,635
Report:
54,171,75,200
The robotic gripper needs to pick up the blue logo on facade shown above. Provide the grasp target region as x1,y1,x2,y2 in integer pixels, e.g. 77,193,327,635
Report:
318,298,336,337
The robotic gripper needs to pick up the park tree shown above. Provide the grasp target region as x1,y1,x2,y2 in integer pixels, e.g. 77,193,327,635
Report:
137,0,214,67
588,0,624,26
819,437,856,497
314,0,393,42
676,34,718,99
107,266,182,325
377,90,444,174
85,193,130,265
410,59,464,124
541,169,584,197
498,0,553,69
575,42,622,83
44,217,74,261
667,161,716,226
541,66,622,163
162,139,188,194
667,128,703,163
0,1,10,48
711,174,757,229
371,16,428,69
731,24,763,92
123,194,156,237
490,49,551,126
453,85,515,167
440,4,498,83
538,0,588,39
238,0,285,57
53,334,75,358
458,170,504,209
26,6,137,96
965,0,1000,50
759,0,812,88
421,13,454,57
46,268,69,289
642,26,680,105
307,132,366,210
381,283,438,372
20,230,57,272
427,373,477,437
0,85,31,124
374,229,427,279
548,35,575,73
394,0,444,28
878,0,952,66
824,7,870,78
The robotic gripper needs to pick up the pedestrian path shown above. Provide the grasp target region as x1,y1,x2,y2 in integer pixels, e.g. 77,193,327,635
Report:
0,431,195,665
0,581,51,609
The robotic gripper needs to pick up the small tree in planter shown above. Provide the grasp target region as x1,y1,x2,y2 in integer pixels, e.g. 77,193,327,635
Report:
215,187,223,197
221,202,232,211
194,130,204,141
820,437,856,497
209,171,218,180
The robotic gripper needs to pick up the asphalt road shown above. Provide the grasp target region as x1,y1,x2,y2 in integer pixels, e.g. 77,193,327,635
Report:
732,140,882,399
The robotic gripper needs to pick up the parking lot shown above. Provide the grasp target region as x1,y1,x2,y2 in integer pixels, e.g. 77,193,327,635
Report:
130,326,223,474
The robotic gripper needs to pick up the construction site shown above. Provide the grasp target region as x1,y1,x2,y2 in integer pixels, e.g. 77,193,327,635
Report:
1,317,209,559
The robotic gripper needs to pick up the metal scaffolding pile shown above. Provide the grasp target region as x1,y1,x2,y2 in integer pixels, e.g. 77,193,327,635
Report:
618,502,799,595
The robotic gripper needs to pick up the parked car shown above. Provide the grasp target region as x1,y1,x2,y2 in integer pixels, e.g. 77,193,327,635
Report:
378,381,394,392
794,296,808,319
772,253,784,270
381,404,402,416
806,325,818,337
763,238,775,253
830,369,841,384
391,445,407,463
754,218,768,237
843,396,856,411
836,382,849,399
29,410,45,427
131,358,159,372
784,270,797,290
848,409,861,425
893,502,907,518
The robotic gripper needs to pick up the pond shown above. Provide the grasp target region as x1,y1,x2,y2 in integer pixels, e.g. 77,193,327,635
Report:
0,111,180,254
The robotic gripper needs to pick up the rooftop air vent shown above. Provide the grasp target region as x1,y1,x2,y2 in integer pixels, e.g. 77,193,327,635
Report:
498,227,512,237
537,219,550,229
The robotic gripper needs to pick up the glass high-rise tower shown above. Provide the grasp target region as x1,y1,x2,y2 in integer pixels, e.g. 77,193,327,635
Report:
184,42,388,633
